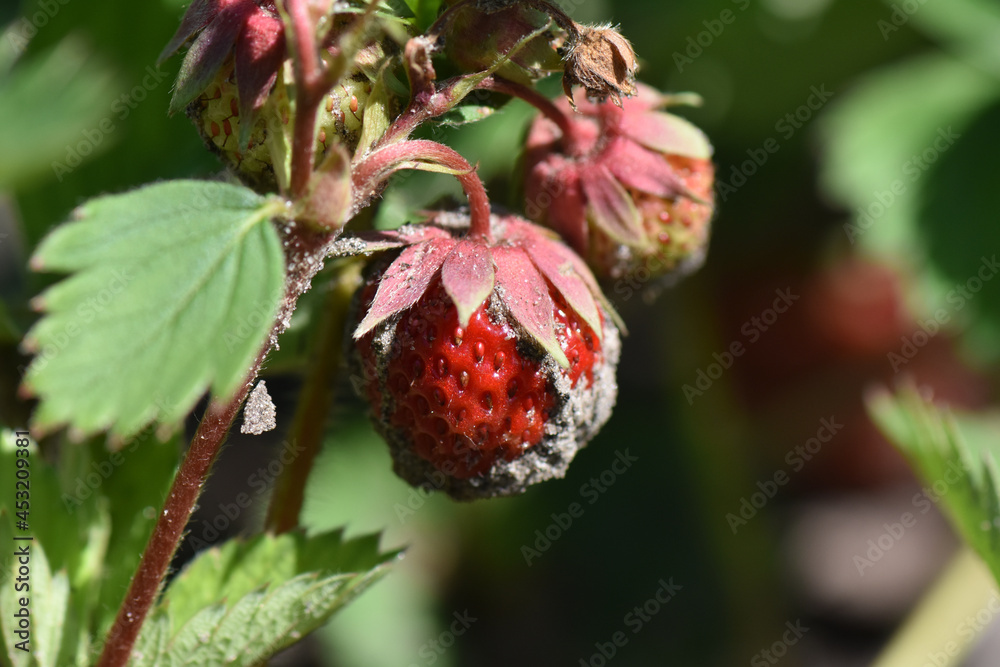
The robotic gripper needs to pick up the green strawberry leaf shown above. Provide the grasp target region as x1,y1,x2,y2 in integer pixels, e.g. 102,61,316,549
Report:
0,428,180,662
820,54,998,257
868,385,1000,585
0,38,120,191
0,430,104,596
24,180,287,438
129,530,399,667
0,514,72,667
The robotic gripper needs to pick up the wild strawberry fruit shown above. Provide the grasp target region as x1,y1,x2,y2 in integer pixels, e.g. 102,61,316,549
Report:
161,0,385,191
344,213,620,499
188,67,373,191
524,83,715,283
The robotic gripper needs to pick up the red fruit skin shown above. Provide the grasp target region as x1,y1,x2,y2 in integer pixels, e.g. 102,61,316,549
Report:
353,272,619,500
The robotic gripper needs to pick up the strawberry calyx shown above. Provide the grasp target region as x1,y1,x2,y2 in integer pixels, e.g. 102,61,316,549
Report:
161,0,286,145
338,212,622,369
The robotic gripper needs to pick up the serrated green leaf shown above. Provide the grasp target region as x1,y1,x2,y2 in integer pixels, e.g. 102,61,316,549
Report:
129,613,170,667
869,386,1000,585
130,530,398,667
0,432,97,588
0,428,177,664
0,528,70,667
24,180,286,438
0,38,120,190
29,542,69,667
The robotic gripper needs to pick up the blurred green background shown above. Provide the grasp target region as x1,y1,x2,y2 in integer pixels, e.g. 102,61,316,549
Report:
2,0,1000,665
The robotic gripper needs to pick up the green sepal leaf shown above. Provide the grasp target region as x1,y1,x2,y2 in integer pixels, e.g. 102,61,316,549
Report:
24,180,287,438
129,530,399,667
299,144,352,230
401,0,442,32
355,64,395,157
868,384,1000,585
437,104,498,127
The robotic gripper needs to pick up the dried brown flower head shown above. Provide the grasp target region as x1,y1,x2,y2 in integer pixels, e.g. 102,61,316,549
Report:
562,24,637,108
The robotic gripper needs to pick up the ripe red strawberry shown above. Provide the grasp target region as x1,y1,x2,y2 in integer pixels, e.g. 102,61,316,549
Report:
344,213,620,499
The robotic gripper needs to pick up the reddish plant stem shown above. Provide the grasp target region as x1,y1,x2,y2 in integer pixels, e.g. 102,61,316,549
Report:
96,226,340,667
523,0,580,38
479,75,579,144
95,371,260,667
285,0,325,198
370,39,445,151
352,139,492,240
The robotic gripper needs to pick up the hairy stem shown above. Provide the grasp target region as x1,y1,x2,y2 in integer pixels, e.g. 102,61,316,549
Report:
479,75,578,143
95,368,261,667
96,225,340,666
285,0,325,198
351,139,492,240
265,262,361,534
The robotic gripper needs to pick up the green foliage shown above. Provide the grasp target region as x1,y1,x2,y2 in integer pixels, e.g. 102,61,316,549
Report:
869,386,1000,584
0,430,396,667
0,516,73,667
129,530,398,667
0,301,18,344
819,52,1000,360
899,0,1000,76
24,181,286,438
0,428,179,666
401,0,443,32
0,38,119,191
919,101,1000,356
